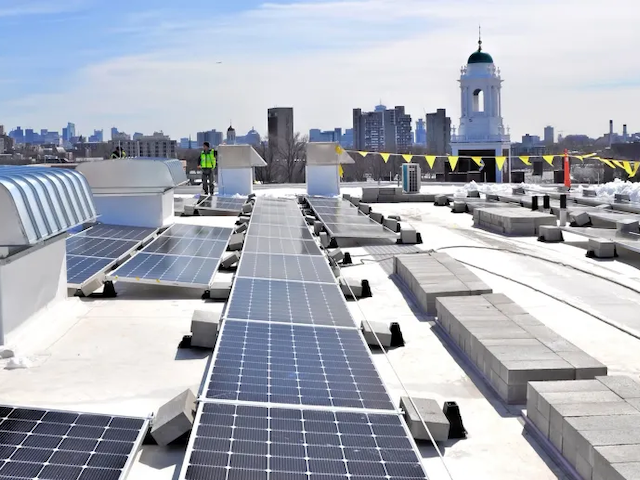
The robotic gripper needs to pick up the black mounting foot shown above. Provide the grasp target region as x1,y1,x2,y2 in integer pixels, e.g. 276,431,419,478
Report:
202,290,211,300
102,281,117,298
343,252,353,265
389,322,405,347
443,401,467,439
361,280,372,298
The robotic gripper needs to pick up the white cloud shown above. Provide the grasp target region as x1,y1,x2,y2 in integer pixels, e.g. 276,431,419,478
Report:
5,0,640,140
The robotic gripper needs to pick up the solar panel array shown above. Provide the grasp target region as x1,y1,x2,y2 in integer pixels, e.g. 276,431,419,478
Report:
107,224,233,289
0,404,149,480
178,197,429,480
306,197,399,240
66,224,157,288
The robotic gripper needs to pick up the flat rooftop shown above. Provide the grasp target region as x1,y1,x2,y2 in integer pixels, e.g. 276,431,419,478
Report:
4,185,640,480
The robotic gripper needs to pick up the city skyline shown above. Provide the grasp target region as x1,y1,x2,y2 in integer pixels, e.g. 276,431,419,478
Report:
0,0,637,140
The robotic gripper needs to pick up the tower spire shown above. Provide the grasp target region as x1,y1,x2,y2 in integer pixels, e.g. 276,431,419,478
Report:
478,25,482,51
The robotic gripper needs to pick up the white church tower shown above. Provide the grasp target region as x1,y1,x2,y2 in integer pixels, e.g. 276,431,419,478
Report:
450,30,511,183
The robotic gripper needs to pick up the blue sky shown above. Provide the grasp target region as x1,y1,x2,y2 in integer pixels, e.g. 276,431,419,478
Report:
1,0,638,140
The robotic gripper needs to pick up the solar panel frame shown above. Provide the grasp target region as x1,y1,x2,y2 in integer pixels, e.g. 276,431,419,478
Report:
225,277,356,328
141,236,229,259
249,213,308,227
321,223,399,239
236,252,336,284
201,319,395,411
0,404,150,480
165,224,235,242
176,402,429,480
243,236,323,256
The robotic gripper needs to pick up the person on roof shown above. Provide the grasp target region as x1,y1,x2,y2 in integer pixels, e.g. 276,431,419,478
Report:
110,146,126,159
198,142,216,195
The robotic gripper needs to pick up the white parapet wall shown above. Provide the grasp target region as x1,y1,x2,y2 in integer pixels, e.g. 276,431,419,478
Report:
0,236,67,345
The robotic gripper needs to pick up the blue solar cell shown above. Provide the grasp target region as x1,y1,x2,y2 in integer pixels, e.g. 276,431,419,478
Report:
237,253,335,284
66,237,139,259
204,320,393,410
226,278,355,328
242,237,322,256
110,253,219,286
66,255,114,286
181,403,427,480
246,223,313,240
166,224,233,241
77,224,156,242
0,405,147,480
143,236,228,259
249,213,307,227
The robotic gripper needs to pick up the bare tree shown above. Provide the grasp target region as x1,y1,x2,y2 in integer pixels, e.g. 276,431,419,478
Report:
254,141,278,183
276,132,307,183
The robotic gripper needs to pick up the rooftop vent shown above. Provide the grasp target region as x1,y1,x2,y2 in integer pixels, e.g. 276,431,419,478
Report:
0,166,98,345
306,143,354,197
217,145,267,197
75,158,188,228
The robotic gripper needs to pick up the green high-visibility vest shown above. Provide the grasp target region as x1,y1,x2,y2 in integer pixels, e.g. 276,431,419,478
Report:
200,151,216,169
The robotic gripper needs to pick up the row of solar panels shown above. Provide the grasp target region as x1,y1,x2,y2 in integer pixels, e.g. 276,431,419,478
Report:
178,197,429,480
306,196,399,240
67,223,234,291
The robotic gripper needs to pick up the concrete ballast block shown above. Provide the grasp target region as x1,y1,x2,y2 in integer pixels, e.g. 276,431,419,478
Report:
359,203,372,214
241,203,254,214
383,218,400,232
400,397,450,442
434,194,449,206
538,225,564,243
150,389,197,446
571,211,591,227
227,232,245,251
191,308,222,348
313,221,324,235
234,222,248,234
617,219,640,234
220,251,241,269
588,238,616,258
361,320,392,348
369,212,384,224
208,281,232,300
452,201,466,213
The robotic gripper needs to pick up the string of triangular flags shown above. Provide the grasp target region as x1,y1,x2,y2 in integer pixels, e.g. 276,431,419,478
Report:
334,145,639,178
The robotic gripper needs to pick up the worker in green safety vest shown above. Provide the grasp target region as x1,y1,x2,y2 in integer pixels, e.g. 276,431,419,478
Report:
110,146,126,158
198,142,216,195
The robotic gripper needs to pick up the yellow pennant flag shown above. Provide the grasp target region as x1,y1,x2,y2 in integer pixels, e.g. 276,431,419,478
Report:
402,154,412,163
574,155,584,161
596,158,616,169
612,160,625,169
335,145,344,155
357,151,368,157
583,153,597,159
519,156,531,165
495,156,507,170
425,156,436,169
471,156,483,167
380,153,391,163
448,156,459,170
338,164,344,178
630,162,640,177
543,155,555,166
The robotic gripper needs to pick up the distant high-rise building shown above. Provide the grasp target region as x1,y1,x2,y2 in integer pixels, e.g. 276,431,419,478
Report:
89,129,104,143
426,109,451,155
227,125,236,145
309,128,342,143
111,127,118,140
623,124,629,143
341,129,353,148
25,129,35,144
133,132,144,141
116,132,176,158
544,126,555,145
268,107,294,153
196,130,223,147
179,138,190,149
63,123,76,142
415,119,427,146
353,105,412,153
235,128,261,146
10,127,24,144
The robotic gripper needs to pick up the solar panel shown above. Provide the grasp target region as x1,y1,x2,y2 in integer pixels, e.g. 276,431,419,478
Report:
246,223,314,240
316,214,375,225
237,253,336,284
76,224,157,242
179,403,427,480
66,237,140,260
166,224,234,241
311,206,362,216
108,253,221,288
203,320,393,410
143,236,228,259
250,213,307,227
67,255,115,287
198,196,247,212
0,404,149,480
226,277,355,328
243,236,322,256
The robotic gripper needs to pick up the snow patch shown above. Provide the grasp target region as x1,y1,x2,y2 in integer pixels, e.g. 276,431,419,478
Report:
573,179,640,203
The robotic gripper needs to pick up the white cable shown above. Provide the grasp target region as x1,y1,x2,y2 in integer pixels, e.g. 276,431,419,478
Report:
338,271,455,480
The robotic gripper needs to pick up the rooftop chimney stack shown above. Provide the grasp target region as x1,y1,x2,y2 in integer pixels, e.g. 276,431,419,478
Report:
609,120,614,147
623,124,628,142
